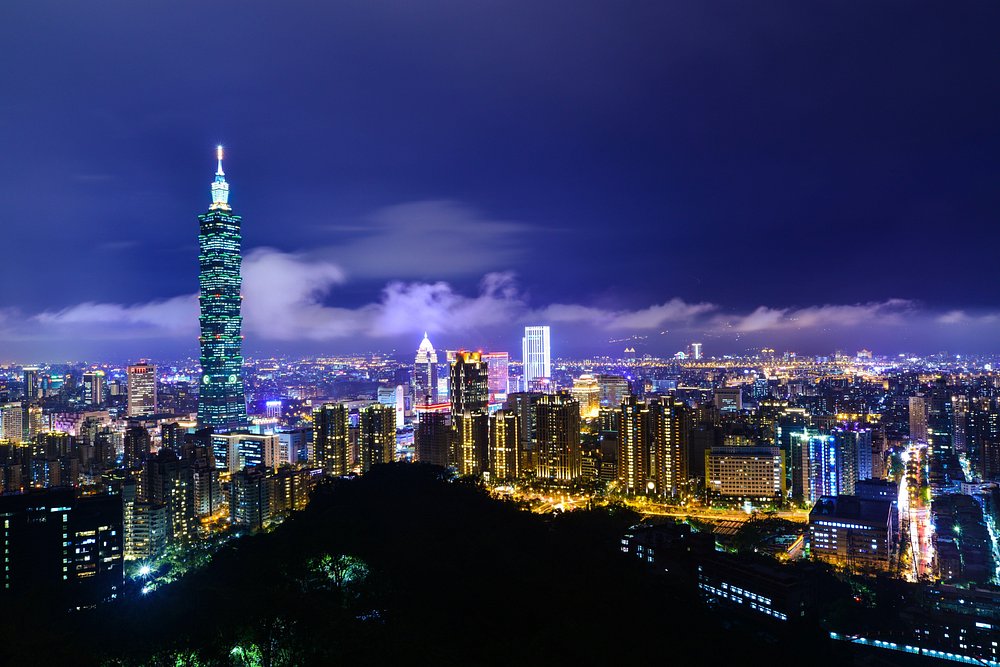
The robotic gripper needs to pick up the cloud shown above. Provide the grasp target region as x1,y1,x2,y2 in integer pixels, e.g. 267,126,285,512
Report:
33,295,198,339
374,272,525,336
313,200,534,280
936,310,999,326
15,249,1000,356
241,248,358,340
725,299,915,332
535,299,715,330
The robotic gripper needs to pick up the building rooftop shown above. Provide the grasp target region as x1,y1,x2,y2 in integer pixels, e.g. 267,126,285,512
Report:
809,495,892,525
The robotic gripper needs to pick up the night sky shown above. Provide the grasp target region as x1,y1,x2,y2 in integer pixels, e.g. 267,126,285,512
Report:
2,1,999,361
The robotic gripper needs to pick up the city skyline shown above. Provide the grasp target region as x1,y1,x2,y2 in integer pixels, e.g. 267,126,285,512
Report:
3,3,1000,360
7,4,1000,664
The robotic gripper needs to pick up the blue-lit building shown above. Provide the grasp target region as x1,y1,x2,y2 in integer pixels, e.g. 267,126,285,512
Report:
211,433,277,474
789,429,838,503
197,146,248,431
831,427,873,495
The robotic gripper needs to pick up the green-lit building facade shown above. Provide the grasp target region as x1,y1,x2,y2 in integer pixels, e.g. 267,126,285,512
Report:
197,146,248,431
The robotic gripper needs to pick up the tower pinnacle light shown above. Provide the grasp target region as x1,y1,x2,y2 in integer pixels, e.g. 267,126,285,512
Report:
210,144,231,211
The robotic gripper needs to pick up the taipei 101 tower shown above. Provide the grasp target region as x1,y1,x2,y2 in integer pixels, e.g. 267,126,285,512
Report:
197,146,248,430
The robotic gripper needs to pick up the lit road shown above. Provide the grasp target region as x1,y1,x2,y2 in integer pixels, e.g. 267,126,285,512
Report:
900,445,933,580
505,488,808,523
630,504,808,523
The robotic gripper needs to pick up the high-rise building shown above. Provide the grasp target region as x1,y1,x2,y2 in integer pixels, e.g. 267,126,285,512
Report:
597,374,631,408
0,403,23,444
488,410,519,481
909,395,928,443
504,392,544,473
535,393,581,482
482,352,510,402
521,326,551,391
714,387,743,413
618,396,688,496
25,405,43,442
450,351,489,415
123,425,152,469
0,488,123,609
145,449,196,545
453,411,489,476
82,371,106,407
210,433,276,474
22,368,40,403
570,374,600,419
951,394,969,454
414,333,439,406
449,352,489,475
831,427,873,493
231,466,270,530
415,411,450,468
123,483,168,562
377,385,406,429
197,146,248,432
706,446,785,501
618,396,649,494
691,343,703,360
358,403,396,472
809,496,893,572
127,362,158,418
789,430,840,504
312,403,349,474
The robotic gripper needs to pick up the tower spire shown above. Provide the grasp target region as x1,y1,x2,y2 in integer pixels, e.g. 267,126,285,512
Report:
210,144,231,210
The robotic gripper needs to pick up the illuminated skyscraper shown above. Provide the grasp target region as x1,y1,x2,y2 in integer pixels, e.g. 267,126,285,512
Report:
197,146,248,431
909,395,927,443
413,333,439,405
450,351,489,415
454,411,488,475
648,397,688,497
521,326,551,391
617,396,688,496
791,430,839,504
312,403,349,474
127,362,157,418
570,374,600,419
535,393,581,482
450,352,489,474
705,446,785,500
597,374,631,408
82,371,106,407
22,368,40,403
0,403,23,444
415,411,450,468
482,352,509,402
359,403,396,472
618,396,648,493
487,410,519,481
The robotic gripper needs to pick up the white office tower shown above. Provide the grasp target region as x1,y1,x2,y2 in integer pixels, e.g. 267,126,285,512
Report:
414,333,439,405
522,326,551,392
0,403,23,443
127,361,158,418
691,343,703,360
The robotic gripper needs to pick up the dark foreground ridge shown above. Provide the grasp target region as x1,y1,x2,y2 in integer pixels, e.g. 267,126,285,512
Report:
0,464,856,666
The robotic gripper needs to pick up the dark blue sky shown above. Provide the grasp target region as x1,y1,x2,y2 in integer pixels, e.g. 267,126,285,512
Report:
2,1,999,361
